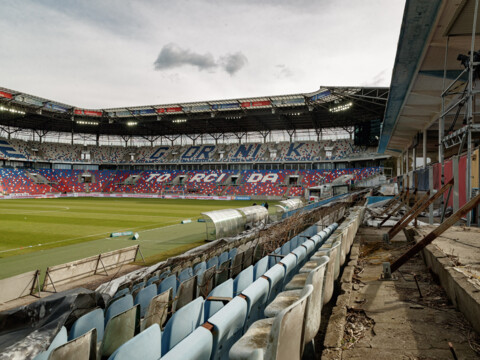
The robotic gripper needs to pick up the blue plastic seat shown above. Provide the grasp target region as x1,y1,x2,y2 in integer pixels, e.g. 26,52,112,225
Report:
218,251,229,265
268,248,281,268
112,287,130,300
253,256,269,280
229,285,314,360
301,239,316,259
158,274,178,298
233,265,253,295
291,246,307,270
204,279,233,319
178,267,194,283
161,326,213,360
263,264,285,304
241,277,270,330
68,308,104,343
207,256,219,270
290,236,299,250
207,296,248,360
193,261,207,278
134,284,157,318
162,297,204,355
131,281,145,294
158,270,171,281
105,294,134,327
33,326,67,360
228,248,238,259
309,234,322,248
146,275,159,286
107,324,161,360
280,253,298,286
280,241,291,255
315,231,328,249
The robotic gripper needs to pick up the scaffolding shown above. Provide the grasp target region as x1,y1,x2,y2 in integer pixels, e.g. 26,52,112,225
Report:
440,0,480,226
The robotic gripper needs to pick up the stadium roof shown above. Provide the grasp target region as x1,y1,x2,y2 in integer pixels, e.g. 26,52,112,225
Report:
0,86,387,137
379,0,480,156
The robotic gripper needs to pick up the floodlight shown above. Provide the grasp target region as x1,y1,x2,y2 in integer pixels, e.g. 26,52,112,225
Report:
329,102,353,113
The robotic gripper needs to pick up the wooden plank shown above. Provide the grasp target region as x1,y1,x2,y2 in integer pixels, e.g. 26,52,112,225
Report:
390,191,480,273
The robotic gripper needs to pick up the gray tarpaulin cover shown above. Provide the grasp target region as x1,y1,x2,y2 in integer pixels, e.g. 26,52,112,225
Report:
0,288,101,360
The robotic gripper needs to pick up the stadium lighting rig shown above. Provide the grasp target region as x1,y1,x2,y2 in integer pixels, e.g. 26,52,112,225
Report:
76,120,99,126
0,106,25,115
127,121,138,126
329,102,353,113
172,118,187,124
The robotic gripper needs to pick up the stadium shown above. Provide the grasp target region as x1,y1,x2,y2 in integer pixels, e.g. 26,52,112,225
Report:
1,0,480,359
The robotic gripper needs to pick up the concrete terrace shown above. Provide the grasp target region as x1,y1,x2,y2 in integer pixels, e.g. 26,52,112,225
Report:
322,226,480,359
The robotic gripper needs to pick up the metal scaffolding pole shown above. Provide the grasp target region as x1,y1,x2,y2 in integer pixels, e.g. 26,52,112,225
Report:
467,0,479,225
440,1,479,225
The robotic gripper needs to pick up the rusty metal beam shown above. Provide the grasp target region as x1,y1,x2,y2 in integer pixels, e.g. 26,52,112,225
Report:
377,191,404,217
387,190,431,238
386,178,454,241
379,189,410,227
390,191,480,273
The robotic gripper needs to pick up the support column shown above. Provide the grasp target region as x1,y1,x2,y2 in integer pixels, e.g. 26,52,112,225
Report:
429,166,434,224
406,149,409,173
423,130,427,169
400,152,404,175
453,155,460,212
413,146,417,171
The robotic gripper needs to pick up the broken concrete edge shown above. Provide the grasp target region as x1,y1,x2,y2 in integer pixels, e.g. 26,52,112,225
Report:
408,227,480,334
322,241,360,359
422,242,480,334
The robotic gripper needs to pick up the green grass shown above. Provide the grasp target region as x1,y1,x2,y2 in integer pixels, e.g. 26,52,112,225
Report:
0,198,267,279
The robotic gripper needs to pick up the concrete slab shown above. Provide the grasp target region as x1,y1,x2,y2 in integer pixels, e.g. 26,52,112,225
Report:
322,226,480,359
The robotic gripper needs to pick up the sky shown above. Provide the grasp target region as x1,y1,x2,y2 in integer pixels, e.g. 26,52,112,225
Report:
0,0,406,109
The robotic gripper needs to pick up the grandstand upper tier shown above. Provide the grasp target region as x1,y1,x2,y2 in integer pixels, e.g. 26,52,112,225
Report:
0,138,385,164
0,86,387,137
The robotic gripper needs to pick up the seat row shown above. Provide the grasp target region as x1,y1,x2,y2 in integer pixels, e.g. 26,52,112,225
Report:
230,208,365,359
33,207,364,359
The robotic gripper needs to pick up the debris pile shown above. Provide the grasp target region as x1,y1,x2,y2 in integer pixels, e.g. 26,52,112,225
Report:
342,307,375,350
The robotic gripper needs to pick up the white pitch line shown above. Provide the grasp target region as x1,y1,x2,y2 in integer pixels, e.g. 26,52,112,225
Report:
0,219,184,254
0,206,71,215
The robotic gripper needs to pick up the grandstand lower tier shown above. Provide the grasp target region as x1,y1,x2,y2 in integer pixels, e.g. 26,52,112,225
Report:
2,196,364,359
0,167,380,198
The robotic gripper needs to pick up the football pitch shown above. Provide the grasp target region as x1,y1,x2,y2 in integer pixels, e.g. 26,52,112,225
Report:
0,198,262,279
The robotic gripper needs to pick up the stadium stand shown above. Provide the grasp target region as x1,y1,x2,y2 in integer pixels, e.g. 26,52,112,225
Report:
0,137,379,163
0,167,381,196
28,207,364,359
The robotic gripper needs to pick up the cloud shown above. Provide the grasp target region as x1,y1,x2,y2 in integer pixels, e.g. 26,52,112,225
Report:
220,52,248,75
154,43,247,75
